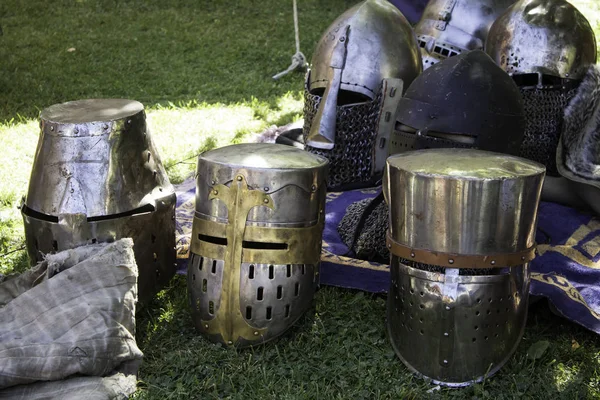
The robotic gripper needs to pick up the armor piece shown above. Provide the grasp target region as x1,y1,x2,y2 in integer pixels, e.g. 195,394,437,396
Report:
188,143,328,347
415,0,516,69
485,0,597,176
385,148,545,386
21,99,176,305
391,50,525,156
304,0,422,190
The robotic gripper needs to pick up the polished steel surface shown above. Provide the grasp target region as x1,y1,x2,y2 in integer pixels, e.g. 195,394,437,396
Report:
22,99,177,304
416,0,516,69
387,260,529,386
27,99,172,217
385,148,545,255
189,143,328,347
309,0,422,100
485,0,597,80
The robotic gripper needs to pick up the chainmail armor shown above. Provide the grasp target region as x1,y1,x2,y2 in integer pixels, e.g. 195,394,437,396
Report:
519,87,575,176
338,197,389,263
303,87,383,190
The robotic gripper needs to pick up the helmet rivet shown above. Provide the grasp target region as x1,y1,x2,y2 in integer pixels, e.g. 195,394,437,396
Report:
491,260,496,266
340,36,345,42
103,124,109,130
448,259,454,264
388,244,392,248
410,252,415,257
264,187,269,192
211,180,216,185
263,198,269,204
237,176,243,181
254,331,259,336
50,126,55,131
444,332,449,337
213,190,218,195
443,360,449,365
311,185,317,192
521,256,525,261
73,127,79,134
445,305,450,311
204,324,209,329
228,341,233,345
127,119,132,124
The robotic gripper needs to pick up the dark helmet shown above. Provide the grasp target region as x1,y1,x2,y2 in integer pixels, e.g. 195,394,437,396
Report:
391,50,525,155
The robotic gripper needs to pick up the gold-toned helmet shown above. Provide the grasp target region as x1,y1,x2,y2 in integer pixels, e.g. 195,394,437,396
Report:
485,0,597,80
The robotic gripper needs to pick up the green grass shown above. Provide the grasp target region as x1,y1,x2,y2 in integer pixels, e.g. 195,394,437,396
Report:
1,0,600,398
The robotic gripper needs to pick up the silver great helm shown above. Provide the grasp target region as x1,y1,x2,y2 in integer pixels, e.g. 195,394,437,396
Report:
485,0,597,176
415,0,516,69
188,143,328,347
384,149,545,386
21,99,177,304
391,50,525,155
303,0,422,190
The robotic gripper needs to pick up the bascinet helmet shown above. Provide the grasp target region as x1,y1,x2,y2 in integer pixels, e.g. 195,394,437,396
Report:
485,0,597,175
415,0,516,69
21,99,177,304
188,143,328,347
385,148,545,386
391,50,525,155
303,0,422,190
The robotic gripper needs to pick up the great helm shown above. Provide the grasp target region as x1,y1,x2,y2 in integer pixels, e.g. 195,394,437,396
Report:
188,143,328,347
415,0,516,69
303,0,422,190
21,99,177,304
391,50,525,155
384,148,545,386
485,0,597,175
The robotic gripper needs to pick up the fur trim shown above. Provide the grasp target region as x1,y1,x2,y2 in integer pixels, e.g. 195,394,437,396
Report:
560,64,600,186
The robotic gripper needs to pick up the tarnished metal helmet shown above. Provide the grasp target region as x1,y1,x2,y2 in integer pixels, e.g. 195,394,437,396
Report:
486,0,597,80
390,50,525,155
415,0,516,69
303,0,422,190
384,149,545,386
21,99,177,304
485,0,597,176
188,143,328,347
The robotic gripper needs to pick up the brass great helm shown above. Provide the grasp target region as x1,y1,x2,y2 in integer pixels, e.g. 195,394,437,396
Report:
21,99,177,304
303,0,422,190
188,143,328,347
485,0,597,175
384,149,545,386
415,0,516,69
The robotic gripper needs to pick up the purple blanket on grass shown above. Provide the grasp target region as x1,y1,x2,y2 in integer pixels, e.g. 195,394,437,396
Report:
174,180,600,335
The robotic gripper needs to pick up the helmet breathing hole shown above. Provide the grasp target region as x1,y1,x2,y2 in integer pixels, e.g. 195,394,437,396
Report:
246,306,252,320
266,307,272,320
211,260,217,274
257,287,264,301
202,279,207,293
198,257,204,270
208,301,214,315
294,282,300,296
286,264,292,277
285,304,290,318
269,265,274,279
248,265,255,279
277,286,283,299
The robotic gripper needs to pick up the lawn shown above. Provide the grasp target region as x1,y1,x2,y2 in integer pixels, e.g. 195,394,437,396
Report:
1,0,600,399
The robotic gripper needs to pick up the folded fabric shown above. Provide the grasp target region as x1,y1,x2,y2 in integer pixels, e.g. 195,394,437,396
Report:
0,239,142,397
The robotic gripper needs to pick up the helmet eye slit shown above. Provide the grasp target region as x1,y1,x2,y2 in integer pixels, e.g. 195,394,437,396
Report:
242,241,288,250
198,233,227,246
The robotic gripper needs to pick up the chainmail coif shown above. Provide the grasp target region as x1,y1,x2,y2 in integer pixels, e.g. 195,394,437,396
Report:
519,86,576,176
303,87,383,190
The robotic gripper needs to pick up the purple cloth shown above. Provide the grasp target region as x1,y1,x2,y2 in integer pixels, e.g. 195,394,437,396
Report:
174,181,600,335
389,0,427,24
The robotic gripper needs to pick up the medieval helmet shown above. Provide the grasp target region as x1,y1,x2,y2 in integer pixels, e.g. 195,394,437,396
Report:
415,0,516,69
188,143,328,347
303,0,422,190
384,148,545,386
485,0,597,175
391,50,525,155
21,99,177,304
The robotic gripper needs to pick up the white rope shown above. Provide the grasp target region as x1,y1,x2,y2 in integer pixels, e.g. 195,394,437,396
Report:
273,0,307,80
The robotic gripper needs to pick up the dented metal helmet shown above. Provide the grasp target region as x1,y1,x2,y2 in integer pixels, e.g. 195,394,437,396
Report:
415,0,516,69
188,143,328,347
485,0,597,175
390,50,525,155
304,0,422,190
384,148,545,386
21,99,177,304
486,0,597,80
